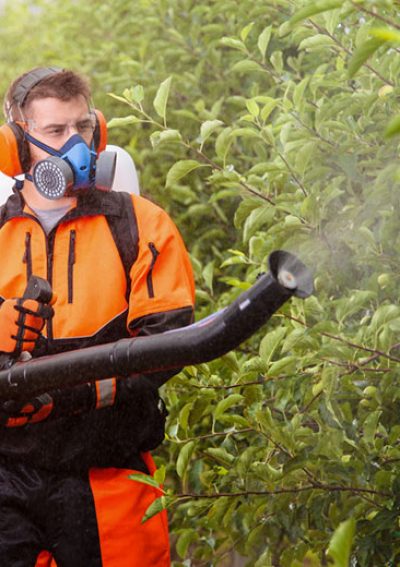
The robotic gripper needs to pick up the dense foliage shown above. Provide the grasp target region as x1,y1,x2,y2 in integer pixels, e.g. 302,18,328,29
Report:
0,1,400,565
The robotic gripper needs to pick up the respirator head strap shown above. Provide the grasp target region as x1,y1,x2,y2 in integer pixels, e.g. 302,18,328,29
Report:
24,131,62,158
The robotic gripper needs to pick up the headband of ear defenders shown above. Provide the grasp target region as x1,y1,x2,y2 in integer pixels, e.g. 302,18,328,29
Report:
0,67,107,178
10,66,64,112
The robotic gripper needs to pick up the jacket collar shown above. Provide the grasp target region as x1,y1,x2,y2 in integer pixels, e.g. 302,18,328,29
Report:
1,187,124,224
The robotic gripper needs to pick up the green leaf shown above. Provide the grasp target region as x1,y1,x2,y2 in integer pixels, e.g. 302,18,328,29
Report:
199,119,224,145
246,99,259,117
131,85,144,103
142,495,174,523
385,114,400,138
129,473,163,490
299,34,336,50
363,410,382,445
142,497,164,523
107,92,131,104
176,440,196,479
220,36,247,52
179,402,193,432
243,205,275,242
255,550,275,567
270,51,283,73
257,26,272,59
293,77,310,108
205,447,236,465
234,198,261,228
214,394,244,420
153,464,166,485
290,0,342,25
371,27,400,43
260,327,287,364
150,129,182,148
240,22,254,42
159,129,182,143
202,260,214,293
220,255,248,267
260,98,278,121
326,518,356,567
370,304,400,332
231,127,261,139
215,127,233,160
153,76,172,120
107,115,141,128
231,60,263,73
268,355,297,376
166,160,207,187
348,38,385,78
176,528,198,559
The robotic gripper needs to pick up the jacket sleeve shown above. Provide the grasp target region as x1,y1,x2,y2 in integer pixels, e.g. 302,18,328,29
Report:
120,195,195,390
126,194,195,326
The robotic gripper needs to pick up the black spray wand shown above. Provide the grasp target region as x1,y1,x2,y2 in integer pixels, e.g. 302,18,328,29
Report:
0,250,313,402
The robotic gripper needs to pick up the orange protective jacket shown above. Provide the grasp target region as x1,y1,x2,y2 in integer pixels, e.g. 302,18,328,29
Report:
0,189,195,470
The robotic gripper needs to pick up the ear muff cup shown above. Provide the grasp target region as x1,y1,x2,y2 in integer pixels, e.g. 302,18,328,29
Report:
0,122,30,177
93,109,107,155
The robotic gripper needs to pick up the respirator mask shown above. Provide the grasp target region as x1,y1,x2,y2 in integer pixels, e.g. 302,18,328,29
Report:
24,131,116,199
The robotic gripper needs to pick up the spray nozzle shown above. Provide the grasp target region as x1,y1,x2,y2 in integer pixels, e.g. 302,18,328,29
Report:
268,250,314,298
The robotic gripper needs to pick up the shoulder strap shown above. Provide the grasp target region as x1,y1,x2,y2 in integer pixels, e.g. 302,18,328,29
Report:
105,192,139,300
0,205,5,228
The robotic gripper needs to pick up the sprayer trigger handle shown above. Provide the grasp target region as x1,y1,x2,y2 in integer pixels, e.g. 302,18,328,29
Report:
22,275,53,304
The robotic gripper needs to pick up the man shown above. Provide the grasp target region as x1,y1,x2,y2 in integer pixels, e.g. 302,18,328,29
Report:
0,67,195,566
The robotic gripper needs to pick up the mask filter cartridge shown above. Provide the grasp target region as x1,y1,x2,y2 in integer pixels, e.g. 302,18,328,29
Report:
33,157,74,199
29,133,117,199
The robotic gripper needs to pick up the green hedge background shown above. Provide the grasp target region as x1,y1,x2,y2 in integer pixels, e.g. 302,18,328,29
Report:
0,1,400,565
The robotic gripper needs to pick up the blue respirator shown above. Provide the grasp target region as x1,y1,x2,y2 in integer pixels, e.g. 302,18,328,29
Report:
25,133,116,199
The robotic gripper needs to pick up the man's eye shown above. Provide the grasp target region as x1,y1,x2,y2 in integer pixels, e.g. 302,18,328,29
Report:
77,121,94,133
47,127,65,136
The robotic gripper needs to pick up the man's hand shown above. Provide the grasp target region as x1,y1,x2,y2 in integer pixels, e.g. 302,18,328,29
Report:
0,394,54,427
0,298,54,354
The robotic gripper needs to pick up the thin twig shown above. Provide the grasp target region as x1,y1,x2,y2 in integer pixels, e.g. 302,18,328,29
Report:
284,314,400,364
277,152,308,197
351,2,400,31
170,428,254,443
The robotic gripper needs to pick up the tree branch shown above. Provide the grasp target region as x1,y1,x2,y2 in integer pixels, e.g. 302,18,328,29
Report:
176,484,391,499
309,20,394,87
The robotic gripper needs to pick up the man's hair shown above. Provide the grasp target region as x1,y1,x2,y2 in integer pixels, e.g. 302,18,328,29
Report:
4,68,92,121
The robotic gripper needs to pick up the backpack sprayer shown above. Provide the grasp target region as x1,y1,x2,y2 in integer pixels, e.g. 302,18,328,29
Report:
0,250,313,402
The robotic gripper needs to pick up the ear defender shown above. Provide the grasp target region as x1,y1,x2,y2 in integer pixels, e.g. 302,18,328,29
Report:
93,109,108,155
0,122,30,177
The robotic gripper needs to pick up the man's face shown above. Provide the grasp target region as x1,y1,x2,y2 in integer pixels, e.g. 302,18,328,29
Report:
23,95,95,168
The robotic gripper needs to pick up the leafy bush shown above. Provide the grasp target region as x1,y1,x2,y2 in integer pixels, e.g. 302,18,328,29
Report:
1,0,400,564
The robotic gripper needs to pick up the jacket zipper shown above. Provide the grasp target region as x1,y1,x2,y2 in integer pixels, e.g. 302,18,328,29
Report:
147,242,159,298
68,230,76,304
22,232,32,281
